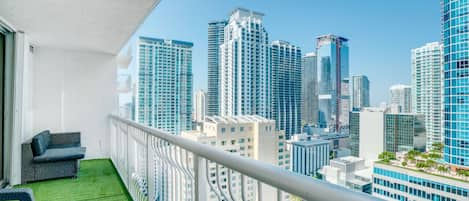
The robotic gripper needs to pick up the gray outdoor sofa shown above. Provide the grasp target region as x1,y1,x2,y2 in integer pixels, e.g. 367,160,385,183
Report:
21,130,86,184
0,188,34,201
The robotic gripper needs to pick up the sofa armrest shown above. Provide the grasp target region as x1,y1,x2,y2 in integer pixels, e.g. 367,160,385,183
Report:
0,188,35,201
49,132,81,147
21,141,35,184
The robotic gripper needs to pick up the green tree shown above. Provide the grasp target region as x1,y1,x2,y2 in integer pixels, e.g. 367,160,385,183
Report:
425,159,436,168
401,161,407,166
428,152,441,159
407,149,421,157
437,166,448,173
378,152,396,163
416,162,428,169
431,142,444,153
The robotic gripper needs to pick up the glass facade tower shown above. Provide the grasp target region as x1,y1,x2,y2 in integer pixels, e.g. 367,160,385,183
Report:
316,35,350,132
136,37,193,135
207,20,227,116
442,0,469,167
271,40,302,139
302,52,318,126
351,75,370,110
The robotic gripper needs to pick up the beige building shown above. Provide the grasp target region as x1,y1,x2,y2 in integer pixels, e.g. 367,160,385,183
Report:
182,115,289,201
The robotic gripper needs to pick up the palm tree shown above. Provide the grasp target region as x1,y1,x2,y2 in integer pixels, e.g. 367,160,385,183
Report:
437,166,448,173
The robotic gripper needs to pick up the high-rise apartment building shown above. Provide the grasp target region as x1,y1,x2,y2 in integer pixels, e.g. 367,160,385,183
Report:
271,40,302,139
193,89,207,123
351,75,370,110
302,52,319,126
316,34,350,132
288,134,330,177
207,20,227,116
136,37,193,135
442,0,469,168
389,84,412,113
412,42,443,151
219,8,271,118
182,115,289,201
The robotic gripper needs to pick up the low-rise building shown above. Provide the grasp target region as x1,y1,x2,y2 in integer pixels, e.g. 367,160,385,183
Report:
288,134,330,177
372,151,469,201
318,156,372,194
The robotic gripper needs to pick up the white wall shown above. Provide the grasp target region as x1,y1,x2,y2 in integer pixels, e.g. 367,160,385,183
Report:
32,47,117,159
359,110,385,165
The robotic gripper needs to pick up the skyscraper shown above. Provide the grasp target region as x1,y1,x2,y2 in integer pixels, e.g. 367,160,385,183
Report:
136,37,193,135
302,52,318,126
207,20,227,116
316,34,350,132
220,8,271,118
271,40,302,138
351,75,370,110
442,0,469,167
411,42,443,151
193,89,207,123
389,84,412,113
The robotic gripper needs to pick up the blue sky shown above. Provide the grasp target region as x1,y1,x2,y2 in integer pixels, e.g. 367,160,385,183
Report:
129,0,440,106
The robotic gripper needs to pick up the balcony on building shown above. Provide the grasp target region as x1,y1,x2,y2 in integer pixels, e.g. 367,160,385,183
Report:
0,1,380,200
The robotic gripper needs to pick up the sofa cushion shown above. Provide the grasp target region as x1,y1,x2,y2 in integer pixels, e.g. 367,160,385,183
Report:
31,130,51,156
33,147,86,163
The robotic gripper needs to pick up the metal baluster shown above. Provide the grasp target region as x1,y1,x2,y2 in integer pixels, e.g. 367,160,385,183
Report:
277,189,282,201
257,180,262,201
215,164,231,201
193,154,203,201
227,169,237,201
205,160,223,200
241,175,247,201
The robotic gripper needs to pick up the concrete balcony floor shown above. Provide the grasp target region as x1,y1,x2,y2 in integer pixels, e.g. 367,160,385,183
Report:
16,159,131,201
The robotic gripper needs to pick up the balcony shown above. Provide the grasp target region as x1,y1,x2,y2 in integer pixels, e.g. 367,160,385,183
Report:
0,1,379,201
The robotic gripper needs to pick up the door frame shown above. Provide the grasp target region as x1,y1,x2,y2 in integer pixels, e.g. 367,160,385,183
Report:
0,18,16,187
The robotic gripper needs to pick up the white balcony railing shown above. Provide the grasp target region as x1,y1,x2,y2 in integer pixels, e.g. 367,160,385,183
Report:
109,115,380,201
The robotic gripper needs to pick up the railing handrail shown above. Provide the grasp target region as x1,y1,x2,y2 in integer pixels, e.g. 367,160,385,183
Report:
110,114,381,201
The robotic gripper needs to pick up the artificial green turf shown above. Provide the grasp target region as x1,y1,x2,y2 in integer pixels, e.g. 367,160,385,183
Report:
16,159,132,201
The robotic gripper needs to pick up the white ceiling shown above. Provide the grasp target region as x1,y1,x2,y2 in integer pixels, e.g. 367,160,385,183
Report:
0,0,160,54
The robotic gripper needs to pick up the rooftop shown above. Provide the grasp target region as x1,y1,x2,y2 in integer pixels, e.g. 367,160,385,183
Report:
205,115,273,124
291,138,330,147
139,36,194,47
376,150,469,183
333,156,365,164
